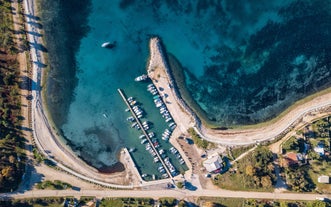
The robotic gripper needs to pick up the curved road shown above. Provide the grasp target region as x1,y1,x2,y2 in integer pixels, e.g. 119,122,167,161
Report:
20,0,331,200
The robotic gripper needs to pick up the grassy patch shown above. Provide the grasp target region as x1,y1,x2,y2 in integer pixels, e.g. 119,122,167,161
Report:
1,197,65,207
213,146,275,191
230,145,254,160
187,128,210,149
281,116,331,193
100,198,154,207
198,197,331,207
35,180,72,190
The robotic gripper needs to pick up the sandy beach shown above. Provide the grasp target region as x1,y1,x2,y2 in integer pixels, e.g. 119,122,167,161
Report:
21,0,331,189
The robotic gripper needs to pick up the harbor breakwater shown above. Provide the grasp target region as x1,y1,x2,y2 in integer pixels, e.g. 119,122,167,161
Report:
147,38,202,130
147,37,331,146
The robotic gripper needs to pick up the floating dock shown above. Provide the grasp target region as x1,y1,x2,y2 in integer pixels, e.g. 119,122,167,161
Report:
117,88,173,179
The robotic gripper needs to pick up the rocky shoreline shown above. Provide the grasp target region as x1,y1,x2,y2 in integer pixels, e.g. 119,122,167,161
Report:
146,37,331,146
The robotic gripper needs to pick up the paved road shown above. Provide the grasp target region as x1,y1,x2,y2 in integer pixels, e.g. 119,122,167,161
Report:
0,189,328,201
19,0,331,201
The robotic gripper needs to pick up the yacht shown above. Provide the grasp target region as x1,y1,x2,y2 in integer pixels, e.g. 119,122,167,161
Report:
135,74,148,82
141,139,148,144
139,134,145,139
101,41,116,49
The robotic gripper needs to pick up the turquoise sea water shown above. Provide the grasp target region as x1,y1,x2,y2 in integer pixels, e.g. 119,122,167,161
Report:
42,0,331,169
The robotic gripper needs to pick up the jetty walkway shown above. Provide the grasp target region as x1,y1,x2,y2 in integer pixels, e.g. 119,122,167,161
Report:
117,89,173,179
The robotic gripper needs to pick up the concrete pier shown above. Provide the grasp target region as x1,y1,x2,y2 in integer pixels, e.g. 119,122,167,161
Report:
117,88,173,179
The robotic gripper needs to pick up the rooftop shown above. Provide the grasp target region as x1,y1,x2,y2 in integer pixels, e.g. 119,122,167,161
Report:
203,153,223,173
318,175,329,184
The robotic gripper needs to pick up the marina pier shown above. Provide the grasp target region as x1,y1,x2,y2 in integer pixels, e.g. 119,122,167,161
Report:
117,88,173,179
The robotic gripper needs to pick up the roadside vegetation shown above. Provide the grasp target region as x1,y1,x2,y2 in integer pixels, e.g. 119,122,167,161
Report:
198,197,330,207
0,0,26,192
1,197,194,207
187,127,209,149
227,145,254,160
213,146,275,191
100,197,154,207
35,180,72,190
280,116,331,193
0,197,65,207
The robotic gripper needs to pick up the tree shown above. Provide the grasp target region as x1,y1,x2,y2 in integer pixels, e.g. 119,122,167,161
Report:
1,166,13,178
178,200,188,207
176,181,184,189
261,176,272,188
307,200,327,207
203,201,217,207
245,165,255,176
9,155,15,164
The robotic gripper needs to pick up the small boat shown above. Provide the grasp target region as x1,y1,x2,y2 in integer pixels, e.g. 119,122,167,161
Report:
125,108,130,112
142,174,147,178
135,74,148,82
169,122,176,127
101,41,116,49
153,157,159,163
179,158,185,165
139,134,145,139
141,139,148,144
165,118,172,122
127,116,134,122
129,148,136,152
103,113,109,118
130,100,137,106
162,173,169,178
148,132,155,138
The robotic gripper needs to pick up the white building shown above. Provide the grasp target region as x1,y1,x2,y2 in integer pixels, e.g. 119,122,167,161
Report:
203,153,223,173
318,175,329,184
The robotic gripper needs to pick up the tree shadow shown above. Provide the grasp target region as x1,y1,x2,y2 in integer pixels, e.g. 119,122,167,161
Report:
27,21,43,29
33,61,47,68
16,161,45,193
184,181,197,191
23,13,41,21
16,126,33,132
27,30,43,37
29,41,48,53
19,75,41,91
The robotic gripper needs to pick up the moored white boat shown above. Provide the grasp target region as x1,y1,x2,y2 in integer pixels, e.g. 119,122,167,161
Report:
135,74,148,82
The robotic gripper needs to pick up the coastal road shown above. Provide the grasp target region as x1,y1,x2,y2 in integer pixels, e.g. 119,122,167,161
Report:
21,0,331,198
1,189,328,201
148,38,331,146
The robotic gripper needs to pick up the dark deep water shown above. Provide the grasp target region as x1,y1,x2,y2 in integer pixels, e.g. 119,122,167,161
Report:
40,0,331,168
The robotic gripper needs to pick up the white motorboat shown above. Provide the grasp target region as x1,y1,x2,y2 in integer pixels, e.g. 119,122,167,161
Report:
135,74,148,82
101,41,116,49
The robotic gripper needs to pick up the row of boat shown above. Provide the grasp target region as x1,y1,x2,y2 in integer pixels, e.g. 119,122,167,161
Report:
124,88,183,180
170,146,185,165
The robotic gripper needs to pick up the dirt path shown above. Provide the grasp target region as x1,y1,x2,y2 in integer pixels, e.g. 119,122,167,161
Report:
11,0,35,191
